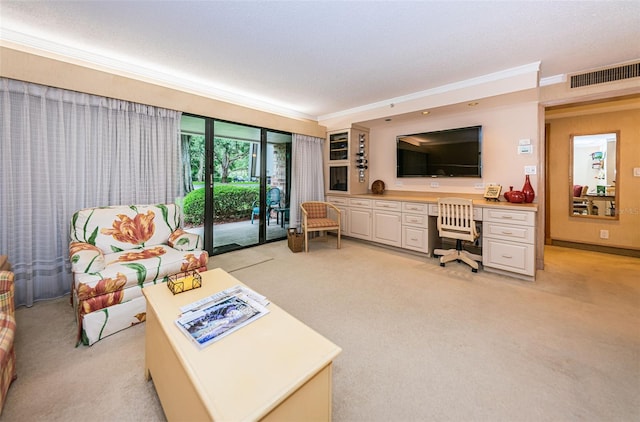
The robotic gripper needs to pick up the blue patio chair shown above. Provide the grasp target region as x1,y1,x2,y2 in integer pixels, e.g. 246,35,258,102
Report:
251,187,282,225
267,187,281,217
251,200,260,224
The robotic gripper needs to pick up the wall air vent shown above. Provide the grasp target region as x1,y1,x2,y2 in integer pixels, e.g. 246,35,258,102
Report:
570,62,640,88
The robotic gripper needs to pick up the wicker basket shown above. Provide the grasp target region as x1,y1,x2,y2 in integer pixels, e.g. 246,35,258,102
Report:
167,270,202,295
287,228,304,253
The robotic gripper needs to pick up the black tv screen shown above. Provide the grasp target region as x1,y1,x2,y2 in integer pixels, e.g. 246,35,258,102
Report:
396,125,482,178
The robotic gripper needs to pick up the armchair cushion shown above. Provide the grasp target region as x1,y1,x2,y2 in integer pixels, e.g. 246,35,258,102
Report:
69,242,106,273
168,228,203,251
303,202,328,219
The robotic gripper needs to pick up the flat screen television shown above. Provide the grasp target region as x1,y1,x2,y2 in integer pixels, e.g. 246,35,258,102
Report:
396,125,482,178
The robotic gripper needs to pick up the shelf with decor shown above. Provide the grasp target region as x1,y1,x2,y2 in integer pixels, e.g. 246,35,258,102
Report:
325,126,370,195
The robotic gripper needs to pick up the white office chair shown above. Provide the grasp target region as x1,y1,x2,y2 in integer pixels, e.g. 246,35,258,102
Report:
433,198,482,272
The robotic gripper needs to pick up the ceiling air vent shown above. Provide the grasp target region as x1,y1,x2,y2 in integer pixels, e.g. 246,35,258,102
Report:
570,62,640,88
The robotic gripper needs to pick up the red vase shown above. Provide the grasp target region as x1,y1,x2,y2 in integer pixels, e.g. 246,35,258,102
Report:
509,190,525,203
504,186,514,202
522,175,535,203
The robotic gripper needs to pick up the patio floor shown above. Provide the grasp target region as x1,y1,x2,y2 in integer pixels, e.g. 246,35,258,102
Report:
187,216,290,254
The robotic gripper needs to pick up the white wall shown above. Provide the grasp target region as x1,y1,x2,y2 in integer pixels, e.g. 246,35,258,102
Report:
366,101,540,196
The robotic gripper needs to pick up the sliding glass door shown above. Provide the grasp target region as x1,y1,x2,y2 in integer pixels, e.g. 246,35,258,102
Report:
180,115,291,256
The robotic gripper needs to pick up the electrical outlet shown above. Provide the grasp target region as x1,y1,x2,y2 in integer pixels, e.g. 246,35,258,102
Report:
600,230,609,239
474,183,484,189
634,167,640,177
524,165,537,175
430,182,440,188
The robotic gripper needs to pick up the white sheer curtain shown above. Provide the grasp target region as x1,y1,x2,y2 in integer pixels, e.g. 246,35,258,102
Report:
289,134,325,229
0,78,183,307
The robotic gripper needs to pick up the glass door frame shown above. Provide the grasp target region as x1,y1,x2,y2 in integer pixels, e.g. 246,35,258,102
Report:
184,115,290,255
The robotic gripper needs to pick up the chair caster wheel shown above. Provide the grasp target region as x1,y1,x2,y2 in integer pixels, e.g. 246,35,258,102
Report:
440,263,445,267
472,268,478,273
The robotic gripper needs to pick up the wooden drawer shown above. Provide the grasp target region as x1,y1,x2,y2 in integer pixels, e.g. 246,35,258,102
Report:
349,198,372,208
429,204,482,221
373,200,401,211
483,222,535,244
402,213,428,228
402,202,428,213
482,237,535,276
326,196,349,206
483,208,535,226
402,226,428,253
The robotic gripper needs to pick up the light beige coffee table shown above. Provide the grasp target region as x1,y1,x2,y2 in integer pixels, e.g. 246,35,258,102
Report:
143,268,342,421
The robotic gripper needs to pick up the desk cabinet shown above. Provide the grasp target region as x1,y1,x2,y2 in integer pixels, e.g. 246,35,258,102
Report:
326,196,349,235
402,202,429,253
482,208,536,278
372,200,402,247
348,198,372,240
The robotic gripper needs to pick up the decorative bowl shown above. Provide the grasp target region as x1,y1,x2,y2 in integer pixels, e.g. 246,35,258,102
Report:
371,180,385,195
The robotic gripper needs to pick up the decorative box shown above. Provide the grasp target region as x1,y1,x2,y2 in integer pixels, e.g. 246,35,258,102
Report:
167,270,202,295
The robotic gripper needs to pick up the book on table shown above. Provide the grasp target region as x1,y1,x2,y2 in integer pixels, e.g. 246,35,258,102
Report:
175,285,270,348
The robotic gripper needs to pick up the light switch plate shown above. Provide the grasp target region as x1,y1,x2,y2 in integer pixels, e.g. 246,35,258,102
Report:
518,145,533,154
634,167,640,177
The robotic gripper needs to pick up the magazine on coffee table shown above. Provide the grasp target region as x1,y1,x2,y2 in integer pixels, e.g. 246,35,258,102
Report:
179,284,269,315
175,292,269,348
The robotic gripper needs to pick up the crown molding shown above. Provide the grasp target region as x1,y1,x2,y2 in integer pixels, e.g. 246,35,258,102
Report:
540,74,567,87
318,62,541,122
0,27,317,121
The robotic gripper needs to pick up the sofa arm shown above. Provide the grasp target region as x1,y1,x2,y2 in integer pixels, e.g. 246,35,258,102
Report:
168,229,203,251
0,272,14,316
69,242,106,273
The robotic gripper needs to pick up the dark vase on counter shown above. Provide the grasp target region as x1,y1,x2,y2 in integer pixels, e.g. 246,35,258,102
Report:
522,175,535,203
504,186,514,202
504,185,525,203
509,190,525,203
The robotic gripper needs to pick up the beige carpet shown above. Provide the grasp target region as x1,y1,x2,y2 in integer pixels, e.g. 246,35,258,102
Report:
2,239,639,421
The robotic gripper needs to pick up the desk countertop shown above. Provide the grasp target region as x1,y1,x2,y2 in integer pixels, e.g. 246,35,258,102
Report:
328,190,538,211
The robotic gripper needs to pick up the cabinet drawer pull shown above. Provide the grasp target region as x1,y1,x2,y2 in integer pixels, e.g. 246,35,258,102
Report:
501,254,513,259
501,231,513,235
501,215,513,219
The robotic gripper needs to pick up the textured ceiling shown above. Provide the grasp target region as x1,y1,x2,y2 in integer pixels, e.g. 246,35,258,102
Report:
1,1,639,120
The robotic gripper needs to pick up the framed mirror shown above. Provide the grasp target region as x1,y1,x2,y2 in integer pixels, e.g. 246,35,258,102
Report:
570,131,619,219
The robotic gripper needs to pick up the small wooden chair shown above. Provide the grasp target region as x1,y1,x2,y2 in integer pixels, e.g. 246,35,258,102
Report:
300,202,341,252
433,198,481,272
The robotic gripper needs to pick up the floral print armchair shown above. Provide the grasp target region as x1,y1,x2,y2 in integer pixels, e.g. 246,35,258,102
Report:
69,204,208,346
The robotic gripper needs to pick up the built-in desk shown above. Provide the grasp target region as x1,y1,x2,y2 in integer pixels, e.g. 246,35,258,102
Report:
327,192,538,280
